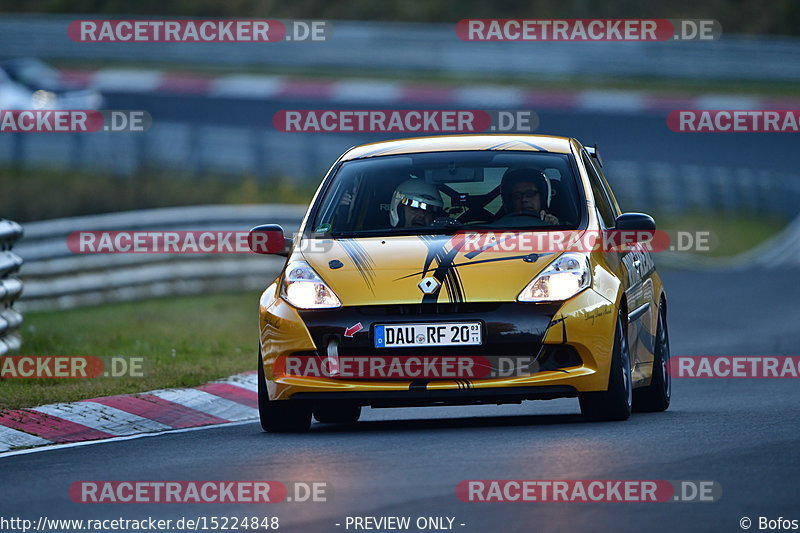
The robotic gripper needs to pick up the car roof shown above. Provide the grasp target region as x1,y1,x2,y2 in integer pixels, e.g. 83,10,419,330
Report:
341,134,574,161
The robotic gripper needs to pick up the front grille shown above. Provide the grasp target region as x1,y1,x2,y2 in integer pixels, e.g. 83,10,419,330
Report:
357,302,502,316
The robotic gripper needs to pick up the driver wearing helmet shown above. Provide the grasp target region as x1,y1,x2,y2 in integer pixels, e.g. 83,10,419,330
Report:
497,168,560,225
389,178,445,228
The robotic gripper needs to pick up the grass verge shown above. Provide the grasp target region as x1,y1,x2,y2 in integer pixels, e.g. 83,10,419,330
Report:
655,212,787,258
0,292,259,410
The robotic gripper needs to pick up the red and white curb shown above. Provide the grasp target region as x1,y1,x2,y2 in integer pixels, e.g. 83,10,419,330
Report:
0,372,259,453
59,68,800,114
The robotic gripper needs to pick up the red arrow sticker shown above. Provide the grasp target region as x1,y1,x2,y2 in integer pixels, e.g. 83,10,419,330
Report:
344,322,363,337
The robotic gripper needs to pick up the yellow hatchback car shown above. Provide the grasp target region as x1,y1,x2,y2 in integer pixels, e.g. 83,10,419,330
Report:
250,134,671,432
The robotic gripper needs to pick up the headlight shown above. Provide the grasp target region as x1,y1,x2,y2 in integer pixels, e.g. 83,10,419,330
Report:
281,260,341,309
517,253,591,302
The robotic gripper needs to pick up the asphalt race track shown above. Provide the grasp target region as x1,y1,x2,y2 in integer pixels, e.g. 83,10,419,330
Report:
2,268,798,533
102,90,798,173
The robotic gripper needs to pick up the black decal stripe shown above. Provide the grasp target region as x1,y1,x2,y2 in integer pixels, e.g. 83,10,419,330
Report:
423,251,446,303
448,260,465,303
441,261,462,303
453,379,472,390
418,236,449,303
443,241,466,303
409,380,428,391
414,235,467,303
394,253,551,282
340,239,376,294
430,239,465,303
418,235,442,277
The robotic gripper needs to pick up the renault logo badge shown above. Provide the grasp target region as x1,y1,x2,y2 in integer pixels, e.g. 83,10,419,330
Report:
418,276,441,294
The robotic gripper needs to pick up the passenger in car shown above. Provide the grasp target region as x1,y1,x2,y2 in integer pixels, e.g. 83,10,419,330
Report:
496,168,560,224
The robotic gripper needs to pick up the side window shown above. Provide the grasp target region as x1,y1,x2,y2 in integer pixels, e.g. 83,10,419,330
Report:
582,153,616,228
590,159,622,218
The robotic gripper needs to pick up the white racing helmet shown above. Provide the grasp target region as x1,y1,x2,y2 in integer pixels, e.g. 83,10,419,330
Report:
389,179,444,227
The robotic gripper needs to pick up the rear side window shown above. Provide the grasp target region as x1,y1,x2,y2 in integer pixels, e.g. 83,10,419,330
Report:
582,152,616,228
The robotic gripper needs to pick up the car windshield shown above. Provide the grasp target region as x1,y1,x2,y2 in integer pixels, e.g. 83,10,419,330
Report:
310,150,584,237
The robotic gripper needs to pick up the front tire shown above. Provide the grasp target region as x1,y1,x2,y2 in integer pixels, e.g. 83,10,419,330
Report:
633,303,671,412
579,310,633,421
258,349,312,432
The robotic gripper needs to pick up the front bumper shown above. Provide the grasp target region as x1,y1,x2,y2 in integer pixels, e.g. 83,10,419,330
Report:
260,287,618,401
299,302,561,358
291,385,577,408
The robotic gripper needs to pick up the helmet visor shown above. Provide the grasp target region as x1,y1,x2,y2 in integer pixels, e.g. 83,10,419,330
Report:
398,195,439,212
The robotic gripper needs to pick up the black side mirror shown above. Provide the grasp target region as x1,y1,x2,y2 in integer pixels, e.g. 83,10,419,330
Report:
609,213,657,249
615,213,656,232
248,224,292,256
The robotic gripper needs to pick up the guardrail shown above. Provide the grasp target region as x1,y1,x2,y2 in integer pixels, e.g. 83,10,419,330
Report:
15,205,303,311
605,161,800,219
0,219,24,355
2,118,799,220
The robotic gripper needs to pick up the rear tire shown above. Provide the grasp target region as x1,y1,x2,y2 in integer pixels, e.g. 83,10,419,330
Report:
579,310,633,422
633,303,671,412
258,349,312,432
313,404,361,424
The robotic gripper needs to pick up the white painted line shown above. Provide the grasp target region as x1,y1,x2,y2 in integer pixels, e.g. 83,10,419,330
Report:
0,420,257,459
92,69,162,92
150,388,258,421
210,75,284,98
32,402,172,436
331,80,402,103
578,90,647,113
455,86,525,107
216,373,259,393
695,96,762,110
0,425,53,452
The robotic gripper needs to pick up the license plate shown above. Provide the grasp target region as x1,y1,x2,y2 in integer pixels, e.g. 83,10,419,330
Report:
374,322,482,348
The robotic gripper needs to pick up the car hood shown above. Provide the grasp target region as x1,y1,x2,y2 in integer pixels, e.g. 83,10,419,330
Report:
298,234,562,306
